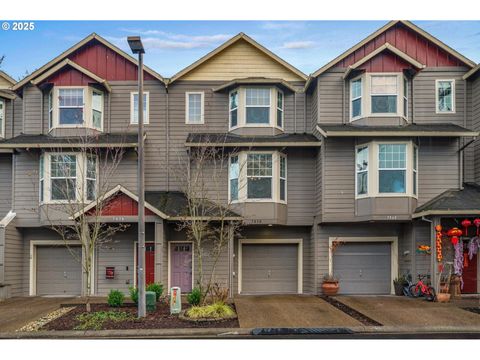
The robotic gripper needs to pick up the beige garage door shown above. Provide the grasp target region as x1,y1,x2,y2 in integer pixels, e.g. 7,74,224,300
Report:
36,246,82,296
241,243,298,294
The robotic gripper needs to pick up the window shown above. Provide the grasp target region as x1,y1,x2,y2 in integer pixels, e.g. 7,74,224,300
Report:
246,88,270,124
131,92,149,124
371,75,397,114
186,92,204,124
229,155,239,201
247,154,272,199
0,99,4,138
58,88,84,125
229,90,238,128
280,155,286,201
92,90,103,130
351,78,362,119
413,145,418,196
86,155,97,201
356,146,368,196
39,155,44,202
403,77,408,118
277,91,284,128
50,154,77,201
48,90,53,130
436,80,455,113
378,144,406,194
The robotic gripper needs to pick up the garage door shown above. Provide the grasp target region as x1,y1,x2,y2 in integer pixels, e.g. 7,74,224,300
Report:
241,243,298,294
36,246,82,296
333,242,391,295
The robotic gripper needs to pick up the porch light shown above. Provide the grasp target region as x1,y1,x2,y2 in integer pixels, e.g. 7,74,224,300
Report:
127,36,145,54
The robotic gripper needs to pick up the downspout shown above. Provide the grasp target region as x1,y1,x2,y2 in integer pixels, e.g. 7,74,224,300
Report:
462,78,467,186
11,98,14,138
108,91,112,133
303,91,307,133
459,137,464,190
165,84,170,191
40,89,44,134
342,79,345,124
294,92,297,133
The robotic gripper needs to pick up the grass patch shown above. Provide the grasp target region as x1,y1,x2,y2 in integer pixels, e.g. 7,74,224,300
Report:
186,302,236,319
74,310,135,330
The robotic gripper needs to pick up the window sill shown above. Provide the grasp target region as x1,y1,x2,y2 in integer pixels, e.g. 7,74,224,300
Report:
355,194,418,200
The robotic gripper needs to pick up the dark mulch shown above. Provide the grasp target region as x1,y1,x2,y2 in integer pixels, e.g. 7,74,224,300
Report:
319,296,383,327
42,302,239,331
462,307,480,315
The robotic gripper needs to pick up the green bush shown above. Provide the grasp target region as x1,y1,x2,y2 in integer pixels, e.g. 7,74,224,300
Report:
146,283,164,302
186,302,235,319
75,311,134,330
129,286,139,305
107,289,125,307
187,287,202,306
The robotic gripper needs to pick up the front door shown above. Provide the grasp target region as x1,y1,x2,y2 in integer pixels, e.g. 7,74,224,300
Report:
136,243,155,285
463,253,478,294
170,243,193,293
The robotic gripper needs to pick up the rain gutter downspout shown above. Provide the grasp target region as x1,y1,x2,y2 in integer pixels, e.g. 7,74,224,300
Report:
166,83,170,191
294,91,297,133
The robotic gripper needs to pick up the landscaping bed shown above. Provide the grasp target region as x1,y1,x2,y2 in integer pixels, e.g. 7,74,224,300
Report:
42,302,239,331
319,296,383,326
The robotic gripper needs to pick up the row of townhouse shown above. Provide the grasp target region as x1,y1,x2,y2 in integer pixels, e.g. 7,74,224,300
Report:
1,20,480,299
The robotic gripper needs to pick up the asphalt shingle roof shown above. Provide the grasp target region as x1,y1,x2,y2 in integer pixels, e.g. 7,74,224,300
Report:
186,133,320,146
0,133,138,148
415,183,480,214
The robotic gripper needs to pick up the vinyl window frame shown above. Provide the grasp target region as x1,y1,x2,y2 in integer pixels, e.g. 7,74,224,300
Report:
0,99,5,138
378,143,407,195
229,89,239,129
435,79,456,114
370,74,398,115
355,145,369,198
57,87,85,127
350,76,362,121
49,153,78,202
130,91,150,124
91,89,104,131
185,91,205,124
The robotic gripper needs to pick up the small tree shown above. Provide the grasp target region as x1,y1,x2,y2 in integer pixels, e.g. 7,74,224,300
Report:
174,140,244,304
39,135,130,311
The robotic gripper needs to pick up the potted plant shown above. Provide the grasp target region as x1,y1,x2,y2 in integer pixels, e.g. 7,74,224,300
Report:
393,276,407,296
321,273,339,296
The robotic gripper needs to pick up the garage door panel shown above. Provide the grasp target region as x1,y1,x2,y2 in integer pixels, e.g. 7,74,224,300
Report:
242,244,298,294
333,242,391,295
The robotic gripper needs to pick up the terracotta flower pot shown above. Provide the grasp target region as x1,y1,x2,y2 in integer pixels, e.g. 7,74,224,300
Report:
436,293,451,303
322,281,339,296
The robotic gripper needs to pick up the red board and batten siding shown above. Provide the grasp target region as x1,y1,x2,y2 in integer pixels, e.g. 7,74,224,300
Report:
44,40,156,86
334,23,467,72
87,193,156,216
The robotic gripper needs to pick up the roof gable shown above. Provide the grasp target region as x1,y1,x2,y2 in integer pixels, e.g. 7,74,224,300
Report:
0,70,15,89
169,33,307,83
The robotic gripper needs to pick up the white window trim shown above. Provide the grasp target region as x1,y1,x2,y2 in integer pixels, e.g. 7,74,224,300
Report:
435,79,456,114
185,91,205,124
49,86,104,131
413,144,418,196
130,91,150,124
228,155,239,202
355,145,369,199
280,154,287,202
0,98,5,138
229,89,239,129
91,89,104,131
85,155,98,202
350,76,362,121
48,90,53,130
354,140,417,199
228,87,284,131
40,152,99,204
403,76,409,120
228,151,286,204
349,73,408,122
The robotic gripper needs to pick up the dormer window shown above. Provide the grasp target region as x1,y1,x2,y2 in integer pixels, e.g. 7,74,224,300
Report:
49,86,104,131
229,87,284,130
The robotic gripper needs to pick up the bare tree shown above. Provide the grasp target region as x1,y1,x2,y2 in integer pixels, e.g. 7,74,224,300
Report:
174,140,244,304
39,135,131,311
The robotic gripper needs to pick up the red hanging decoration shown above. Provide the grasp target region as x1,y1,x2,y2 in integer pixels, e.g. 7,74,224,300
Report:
461,219,472,237
474,218,480,236
435,224,443,262
447,227,462,246
463,252,469,268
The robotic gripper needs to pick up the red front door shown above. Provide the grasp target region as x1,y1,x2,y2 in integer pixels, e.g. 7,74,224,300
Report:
463,253,478,294
137,243,155,286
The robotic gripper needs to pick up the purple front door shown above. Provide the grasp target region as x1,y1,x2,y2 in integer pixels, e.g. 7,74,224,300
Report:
171,243,193,293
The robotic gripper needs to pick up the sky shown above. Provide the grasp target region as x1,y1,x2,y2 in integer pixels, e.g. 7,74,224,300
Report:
1,20,480,81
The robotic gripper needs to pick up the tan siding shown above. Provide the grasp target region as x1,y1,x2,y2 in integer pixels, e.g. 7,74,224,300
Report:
0,155,12,218
181,39,305,82
13,151,40,225
23,85,43,134
4,222,24,296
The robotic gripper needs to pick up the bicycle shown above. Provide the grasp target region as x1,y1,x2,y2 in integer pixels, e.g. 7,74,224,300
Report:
409,274,436,301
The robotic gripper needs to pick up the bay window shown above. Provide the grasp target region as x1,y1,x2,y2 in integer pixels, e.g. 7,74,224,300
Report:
228,151,287,203
59,88,84,125
351,78,362,119
0,99,4,138
40,152,98,203
229,90,238,128
371,75,397,114
92,90,103,130
246,88,270,124
355,141,417,198
277,91,284,128
436,79,455,113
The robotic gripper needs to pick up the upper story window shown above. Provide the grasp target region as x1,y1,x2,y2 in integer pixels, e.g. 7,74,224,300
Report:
49,87,103,131
0,99,4,138
130,92,149,124
355,141,417,199
186,92,204,124
350,73,407,121
39,152,98,203
436,79,455,113
229,151,286,203
229,87,284,130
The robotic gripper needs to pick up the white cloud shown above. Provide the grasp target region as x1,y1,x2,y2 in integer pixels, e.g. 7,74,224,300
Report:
261,22,306,31
281,40,316,49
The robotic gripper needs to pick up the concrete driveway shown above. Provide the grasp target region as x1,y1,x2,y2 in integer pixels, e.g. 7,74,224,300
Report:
234,295,362,328
0,297,76,332
335,296,480,327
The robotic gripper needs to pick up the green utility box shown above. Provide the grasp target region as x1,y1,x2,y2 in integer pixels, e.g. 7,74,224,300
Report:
170,287,182,314
146,291,156,312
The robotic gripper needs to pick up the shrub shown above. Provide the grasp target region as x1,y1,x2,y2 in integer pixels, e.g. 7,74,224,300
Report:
75,311,133,330
146,283,164,302
129,286,139,305
186,302,235,319
107,289,125,307
209,283,229,303
187,287,202,306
